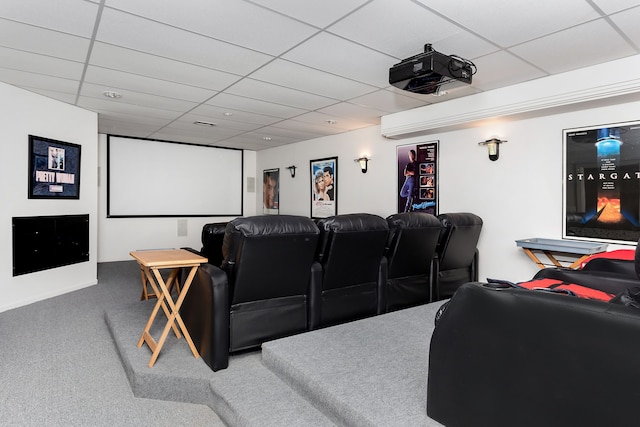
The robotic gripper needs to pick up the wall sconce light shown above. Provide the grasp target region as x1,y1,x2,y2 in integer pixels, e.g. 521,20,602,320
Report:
286,165,297,178
354,156,370,173
478,138,507,161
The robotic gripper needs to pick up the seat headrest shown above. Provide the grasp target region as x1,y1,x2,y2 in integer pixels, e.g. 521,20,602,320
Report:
228,215,319,237
201,222,229,245
316,213,388,233
387,212,441,229
437,212,483,228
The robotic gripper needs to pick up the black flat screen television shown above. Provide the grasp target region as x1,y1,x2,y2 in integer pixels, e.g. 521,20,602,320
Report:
12,214,89,276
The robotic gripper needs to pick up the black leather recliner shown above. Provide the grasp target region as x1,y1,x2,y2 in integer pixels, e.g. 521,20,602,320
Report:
384,212,442,311
180,215,321,371
434,212,483,300
310,213,389,329
200,222,228,267
427,281,640,427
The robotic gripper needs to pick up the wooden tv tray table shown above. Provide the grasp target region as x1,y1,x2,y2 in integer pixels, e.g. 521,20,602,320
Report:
130,249,207,367
516,238,608,269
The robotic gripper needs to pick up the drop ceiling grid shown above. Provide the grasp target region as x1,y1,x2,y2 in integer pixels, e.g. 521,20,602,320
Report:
0,0,638,149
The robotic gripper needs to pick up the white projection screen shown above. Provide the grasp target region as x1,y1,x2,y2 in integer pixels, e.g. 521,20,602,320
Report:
107,136,243,217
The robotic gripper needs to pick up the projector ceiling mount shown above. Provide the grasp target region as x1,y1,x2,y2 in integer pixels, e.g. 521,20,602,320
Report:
389,44,476,95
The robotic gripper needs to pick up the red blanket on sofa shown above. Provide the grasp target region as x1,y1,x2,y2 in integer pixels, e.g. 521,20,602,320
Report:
515,277,615,301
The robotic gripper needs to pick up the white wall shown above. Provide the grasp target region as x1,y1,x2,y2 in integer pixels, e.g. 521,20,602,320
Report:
4,57,639,312
97,134,256,262
257,100,640,284
0,82,98,313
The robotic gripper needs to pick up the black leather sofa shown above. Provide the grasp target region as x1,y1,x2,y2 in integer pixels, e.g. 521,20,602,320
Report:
181,211,482,371
427,281,640,427
180,215,320,371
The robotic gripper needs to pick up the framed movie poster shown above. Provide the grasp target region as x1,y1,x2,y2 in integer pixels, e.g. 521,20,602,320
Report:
310,157,337,219
397,141,438,214
263,168,279,214
564,120,640,243
28,135,81,199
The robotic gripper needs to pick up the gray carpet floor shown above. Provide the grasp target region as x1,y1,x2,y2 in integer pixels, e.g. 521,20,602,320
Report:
1,260,445,427
0,261,221,426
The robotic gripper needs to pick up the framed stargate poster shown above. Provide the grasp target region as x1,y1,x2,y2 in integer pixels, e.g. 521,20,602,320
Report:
564,120,640,243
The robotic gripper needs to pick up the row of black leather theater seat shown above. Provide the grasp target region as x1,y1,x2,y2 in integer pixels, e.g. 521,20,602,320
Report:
180,211,482,371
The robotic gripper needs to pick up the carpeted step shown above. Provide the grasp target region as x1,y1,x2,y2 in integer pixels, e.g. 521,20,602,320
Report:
208,353,335,427
105,301,335,426
261,302,447,427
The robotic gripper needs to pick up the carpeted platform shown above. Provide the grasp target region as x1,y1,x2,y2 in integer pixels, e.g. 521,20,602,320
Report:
105,299,446,427
262,302,446,427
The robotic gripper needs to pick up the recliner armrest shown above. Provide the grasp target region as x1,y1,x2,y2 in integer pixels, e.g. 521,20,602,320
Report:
308,261,323,330
180,263,230,371
377,256,388,315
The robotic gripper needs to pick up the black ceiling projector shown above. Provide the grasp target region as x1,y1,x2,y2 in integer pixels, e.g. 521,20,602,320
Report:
389,44,474,95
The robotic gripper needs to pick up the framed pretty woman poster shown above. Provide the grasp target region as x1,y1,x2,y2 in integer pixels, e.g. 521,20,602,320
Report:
310,157,337,219
28,135,81,199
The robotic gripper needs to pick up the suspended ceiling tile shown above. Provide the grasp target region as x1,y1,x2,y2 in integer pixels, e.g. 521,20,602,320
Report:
77,96,185,120
269,118,346,135
159,120,247,139
316,102,387,124
80,82,200,113
98,119,164,138
147,129,232,146
89,42,242,91
0,46,84,80
222,132,299,149
249,59,377,100
347,89,431,113
0,19,90,61
249,0,370,28
591,0,640,14
226,78,338,110
470,50,547,91
0,67,79,93
22,88,78,105
292,111,377,132
190,103,283,126
0,0,99,37
417,0,601,47
205,93,308,119
182,112,266,132
256,125,325,141
83,66,216,103
282,32,397,88
510,19,637,75
105,0,318,56
609,6,640,47
97,112,172,128
96,7,274,75
421,32,499,62
327,0,462,58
